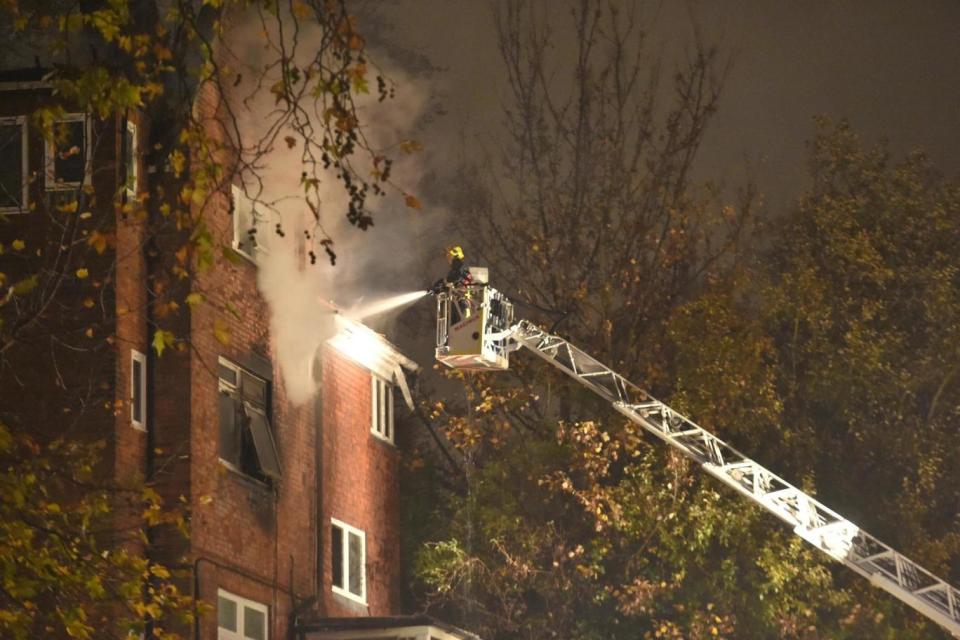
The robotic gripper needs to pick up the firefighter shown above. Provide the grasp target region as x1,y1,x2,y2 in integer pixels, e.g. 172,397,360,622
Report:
429,245,472,293
430,245,474,323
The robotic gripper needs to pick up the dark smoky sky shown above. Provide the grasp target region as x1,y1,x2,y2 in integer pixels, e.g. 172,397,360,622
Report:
364,0,960,216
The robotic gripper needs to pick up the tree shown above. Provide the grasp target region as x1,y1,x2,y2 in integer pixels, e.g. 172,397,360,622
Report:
0,0,413,635
410,4,959,639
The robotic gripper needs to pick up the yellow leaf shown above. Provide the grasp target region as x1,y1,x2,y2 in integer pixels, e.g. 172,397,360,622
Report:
83,298,95,308
76,268,89,279
11,239,25,251
291,0,311,18
87,231,108,255
185,292,204,308
404,194,422,210
56,199,79,214
399,139,423,154
214,318,230,346
85,327,94,338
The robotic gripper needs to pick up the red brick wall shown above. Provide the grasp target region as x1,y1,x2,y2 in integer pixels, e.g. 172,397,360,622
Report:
320,345,402,617
186,78,318,640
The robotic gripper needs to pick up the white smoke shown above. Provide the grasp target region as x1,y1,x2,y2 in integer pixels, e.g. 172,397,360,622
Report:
222,5,443,404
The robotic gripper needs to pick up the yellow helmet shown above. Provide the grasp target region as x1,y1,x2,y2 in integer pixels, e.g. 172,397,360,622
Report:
448,245,464,261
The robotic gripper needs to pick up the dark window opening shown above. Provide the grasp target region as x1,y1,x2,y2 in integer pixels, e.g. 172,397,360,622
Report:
47,117,86,188
0,120,24,209
218,359,281,483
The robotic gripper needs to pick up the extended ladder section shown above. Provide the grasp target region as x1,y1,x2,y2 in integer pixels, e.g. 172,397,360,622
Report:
506,319,960,638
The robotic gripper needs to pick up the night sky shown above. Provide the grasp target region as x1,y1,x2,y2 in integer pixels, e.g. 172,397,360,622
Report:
367,1,960,216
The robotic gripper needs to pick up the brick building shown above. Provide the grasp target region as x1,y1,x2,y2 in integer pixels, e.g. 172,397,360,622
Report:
0,67,476,640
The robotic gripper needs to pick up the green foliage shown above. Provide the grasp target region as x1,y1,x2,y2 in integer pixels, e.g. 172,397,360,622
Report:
410,35,959,640
0,423,195,639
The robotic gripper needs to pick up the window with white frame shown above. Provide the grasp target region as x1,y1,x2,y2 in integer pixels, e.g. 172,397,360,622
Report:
218,357,282,483
230,184,268,262
44,113,90,189
217,589,268,640
124,120,137,197
131,350,147,431
0,117,28,213
371,375,394,443
331,518,366,603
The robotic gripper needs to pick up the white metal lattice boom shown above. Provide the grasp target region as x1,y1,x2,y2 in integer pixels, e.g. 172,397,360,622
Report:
433,288,960,637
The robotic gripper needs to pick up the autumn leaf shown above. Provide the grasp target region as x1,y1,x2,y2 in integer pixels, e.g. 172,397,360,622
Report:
12,239,25,251
284,136,297,149
213,318,230,346
185,292,204,308
399,139,423,154
76,268,89,279
404,194,422,210
87,231,108,255
152,329,174,356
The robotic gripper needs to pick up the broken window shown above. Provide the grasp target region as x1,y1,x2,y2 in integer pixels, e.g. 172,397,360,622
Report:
218,358,281,483
45,114,88,189
331,518,366,603
0,117,27,212
371,375,394,443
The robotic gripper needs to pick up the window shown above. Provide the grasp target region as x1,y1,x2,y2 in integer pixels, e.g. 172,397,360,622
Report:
218,357,282,482
230,184,268,262
331,518,366,603
131,350,147,431
45,113,90,189
0,117,27,212
371,375,394,443
217,589,268,640
124,120,137,197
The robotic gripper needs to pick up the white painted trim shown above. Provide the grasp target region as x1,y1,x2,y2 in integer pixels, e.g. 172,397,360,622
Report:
125,120,138,198
44,113,91,191
330,518,367,604
0,116,29,214
370,374,394,444
217,588,269,640
130,350,147,431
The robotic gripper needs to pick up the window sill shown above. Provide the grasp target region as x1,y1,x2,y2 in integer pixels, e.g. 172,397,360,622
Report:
131,421,147,433
218,458,273,492
370,431,396,448
332,585,367,607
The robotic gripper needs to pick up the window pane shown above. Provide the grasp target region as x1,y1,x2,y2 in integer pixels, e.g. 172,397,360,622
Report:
348,531,363,597
243,606,265,640
331,525,343,588
241,372,266,407
219,392,240,463
247,410,282,480
218,363,237,387
217,596,237,632
0,123,22,208
125,125,136,191
53,119,85,184
132,358,142,423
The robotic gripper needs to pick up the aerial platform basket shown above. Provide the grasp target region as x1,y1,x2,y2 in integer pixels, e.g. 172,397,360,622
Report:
435,269,514,371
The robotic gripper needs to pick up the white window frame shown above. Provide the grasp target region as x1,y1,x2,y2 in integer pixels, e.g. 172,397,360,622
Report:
0,116,28,214
131,349,147,431
124,120,138,198
370,375,394,444
230,184,268,263
330,518,366,605
44,113,91,190
217,589,269,640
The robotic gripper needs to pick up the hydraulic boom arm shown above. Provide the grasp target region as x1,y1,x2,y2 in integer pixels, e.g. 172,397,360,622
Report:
511,319,960,638
433,286,960,637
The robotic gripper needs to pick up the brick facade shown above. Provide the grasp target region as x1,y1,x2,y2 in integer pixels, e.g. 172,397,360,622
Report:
1,76,418,640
